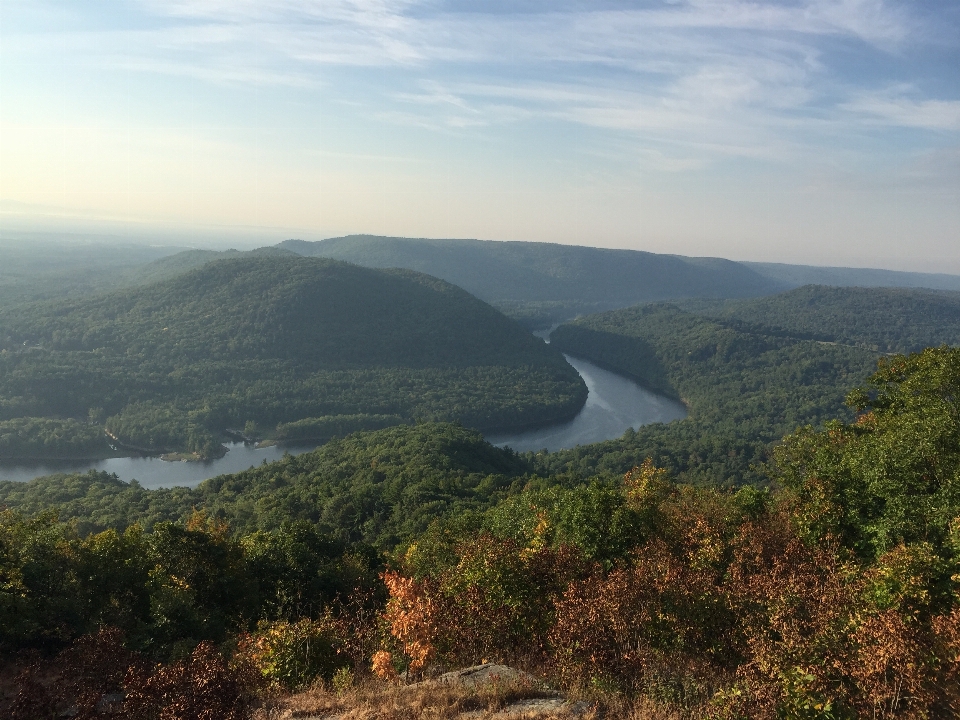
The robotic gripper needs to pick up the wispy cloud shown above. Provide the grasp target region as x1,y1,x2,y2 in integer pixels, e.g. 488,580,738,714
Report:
842,88,960,131
112,1,945,148
136,0,917,62
4,1,956,165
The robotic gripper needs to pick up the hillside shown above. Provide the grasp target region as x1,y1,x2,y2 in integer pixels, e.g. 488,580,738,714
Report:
4,350,960,718
0,240,297,308
0,238,189,306
542,303,879,484
279,235,787,327
7,236,960,326
745,260,960,292
537,284,960,483
0,422,532,547
0,256,586,458
675,284,960,353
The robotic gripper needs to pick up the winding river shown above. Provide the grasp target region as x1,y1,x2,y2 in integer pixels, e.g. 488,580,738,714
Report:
0,354,686,489
486,354,686,453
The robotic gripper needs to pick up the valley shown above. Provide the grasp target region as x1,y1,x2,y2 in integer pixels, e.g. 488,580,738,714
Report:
0,254,586,460
3,237,960,718
0,352,683,487
5,3,958,713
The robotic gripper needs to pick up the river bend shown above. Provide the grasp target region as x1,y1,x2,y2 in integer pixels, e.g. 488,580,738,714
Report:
0,355,685,488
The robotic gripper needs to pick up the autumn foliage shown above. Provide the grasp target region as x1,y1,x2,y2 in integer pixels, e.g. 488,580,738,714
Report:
375,409,960,717
5,348,960,717
375,499,960,717
369,346,960,717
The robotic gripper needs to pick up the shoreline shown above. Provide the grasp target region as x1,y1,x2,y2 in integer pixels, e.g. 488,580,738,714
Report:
2,444,229,465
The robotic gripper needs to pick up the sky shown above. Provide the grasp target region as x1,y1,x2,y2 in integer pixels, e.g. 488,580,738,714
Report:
1,0,958,272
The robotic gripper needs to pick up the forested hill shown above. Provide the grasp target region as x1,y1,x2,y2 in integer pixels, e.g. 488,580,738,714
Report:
675,285,960,353
543,288,960,484
0,240,288,307
0,256,586,458
744,260,960,292
0,254,568,368
546,303,880,484
0,422,531,547
279,235,786,327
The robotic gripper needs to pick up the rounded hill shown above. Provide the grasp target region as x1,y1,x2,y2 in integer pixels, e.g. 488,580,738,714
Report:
0,256,587,458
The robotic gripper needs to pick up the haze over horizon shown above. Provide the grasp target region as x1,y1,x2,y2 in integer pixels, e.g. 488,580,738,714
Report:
1,1,958,273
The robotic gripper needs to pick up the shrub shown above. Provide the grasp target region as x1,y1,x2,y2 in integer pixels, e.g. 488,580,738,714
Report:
236,618,347,690
123,640,259,719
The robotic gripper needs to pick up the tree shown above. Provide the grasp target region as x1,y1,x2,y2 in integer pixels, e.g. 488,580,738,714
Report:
771,346,960,567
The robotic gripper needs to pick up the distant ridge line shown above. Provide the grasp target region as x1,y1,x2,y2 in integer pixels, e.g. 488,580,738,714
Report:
278,236,960,327
743,261,960,292
290,236,960,292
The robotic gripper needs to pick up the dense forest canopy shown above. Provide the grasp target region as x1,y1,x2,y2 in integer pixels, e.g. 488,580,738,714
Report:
676,284,960,353
544,303,877,484
0,422,532,546
538,285,960,486
282,236,960,328
3,348,960,717
6,241,960,716
0,255,585,458
4,253,960,714
4,236,960,326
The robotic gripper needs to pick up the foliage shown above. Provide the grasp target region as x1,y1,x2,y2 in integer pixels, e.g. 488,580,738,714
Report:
105,401,221,456
7,627,144,720
0,510,380,658
771,346,960,566
0,417,109,459
0,471,194,536
383,477,960,717
0,254,585,457
236,618,346,690
0,423,535,546
546,303,879,484
274,413,406,442
2,349,960,715
4,626,260,720
123,641,259,720
367,350,960,715
677,284,960,353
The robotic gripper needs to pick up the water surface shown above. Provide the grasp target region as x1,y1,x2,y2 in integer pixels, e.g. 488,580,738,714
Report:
0,355,685,487
486,355,686,453
0,443,315,489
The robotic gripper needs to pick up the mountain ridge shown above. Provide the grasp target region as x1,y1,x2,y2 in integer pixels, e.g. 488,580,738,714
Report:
279,235,960,327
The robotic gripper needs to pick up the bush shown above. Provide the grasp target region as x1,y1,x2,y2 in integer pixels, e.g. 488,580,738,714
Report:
124,641,260,720
236,618,348,690
5,629,258,720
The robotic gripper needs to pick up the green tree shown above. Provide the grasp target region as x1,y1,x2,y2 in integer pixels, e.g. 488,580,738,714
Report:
771,346,960,568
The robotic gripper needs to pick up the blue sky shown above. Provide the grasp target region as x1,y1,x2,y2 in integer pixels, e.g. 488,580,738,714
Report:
1,0,958,271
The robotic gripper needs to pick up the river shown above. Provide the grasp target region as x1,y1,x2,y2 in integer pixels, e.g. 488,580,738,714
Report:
0,354,685,488
486,354,686,453
0,442,316,490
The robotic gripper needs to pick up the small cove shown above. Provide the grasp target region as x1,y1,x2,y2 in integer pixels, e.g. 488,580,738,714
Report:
0,442,316,489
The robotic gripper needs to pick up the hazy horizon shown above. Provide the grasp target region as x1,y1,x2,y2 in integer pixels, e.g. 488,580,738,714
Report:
4,229,960,280
2,1,958,273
